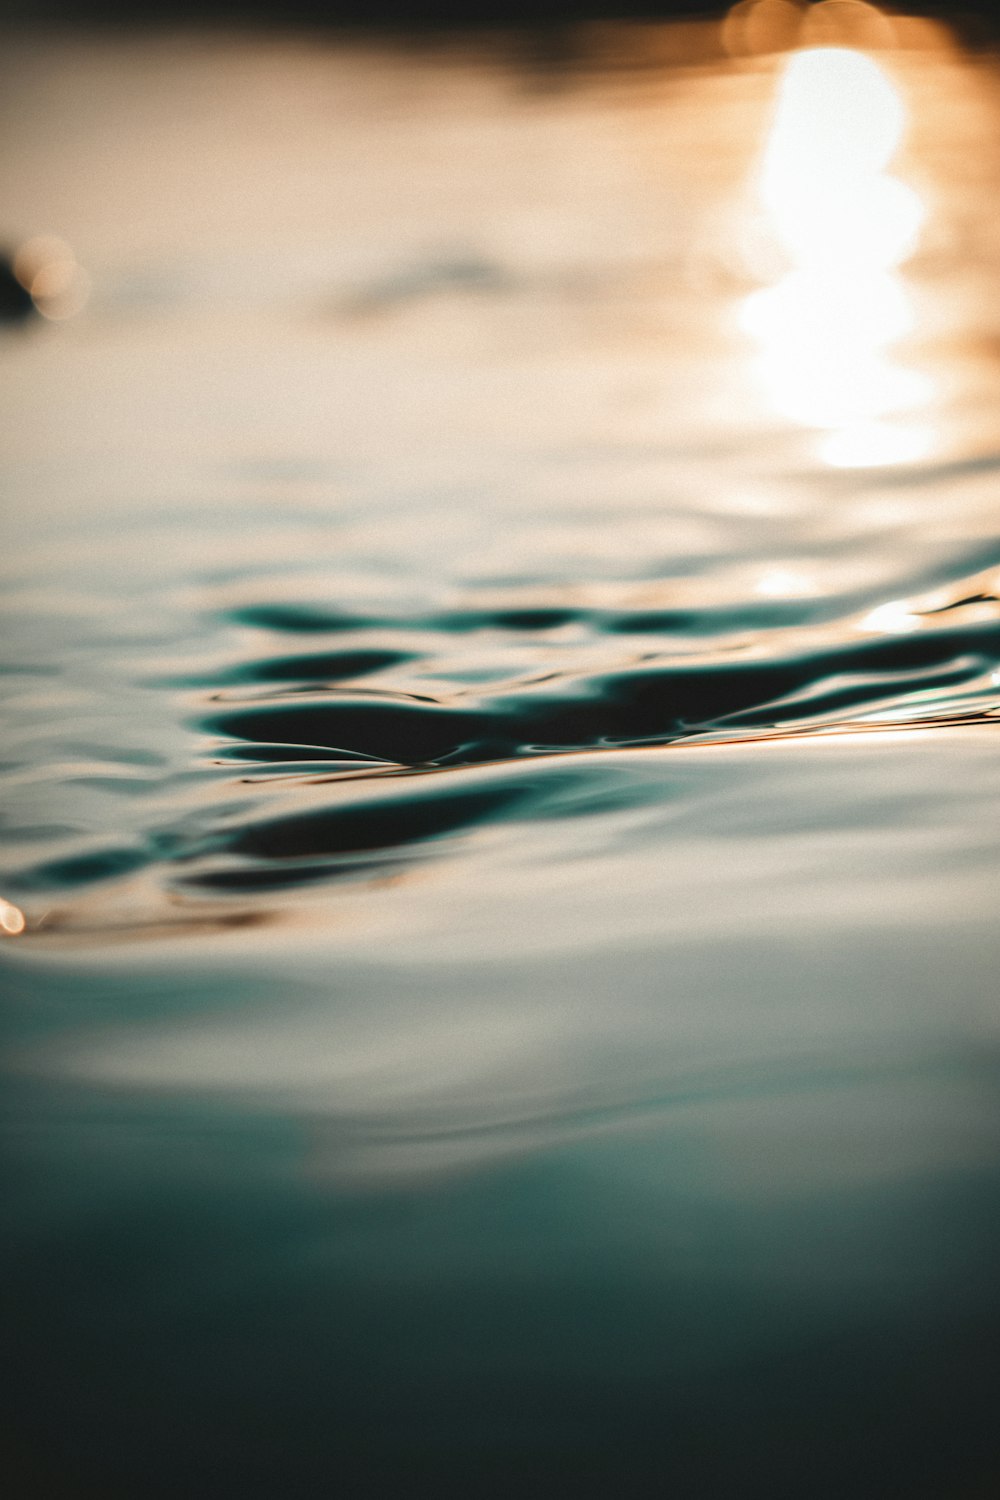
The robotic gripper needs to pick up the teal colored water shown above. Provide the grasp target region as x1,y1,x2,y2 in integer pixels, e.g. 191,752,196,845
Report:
1,22,999,1497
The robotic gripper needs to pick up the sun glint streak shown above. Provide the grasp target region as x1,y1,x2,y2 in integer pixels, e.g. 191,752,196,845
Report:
744,46,933,466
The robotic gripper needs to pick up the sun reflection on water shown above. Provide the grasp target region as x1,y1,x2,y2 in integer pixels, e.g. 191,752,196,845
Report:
742,43,935,467
0,896,26,936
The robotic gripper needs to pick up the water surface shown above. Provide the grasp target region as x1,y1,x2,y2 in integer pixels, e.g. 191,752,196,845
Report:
1,18,999,1497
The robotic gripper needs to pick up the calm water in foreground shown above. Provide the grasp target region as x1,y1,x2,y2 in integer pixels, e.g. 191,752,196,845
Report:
1,17,999,1496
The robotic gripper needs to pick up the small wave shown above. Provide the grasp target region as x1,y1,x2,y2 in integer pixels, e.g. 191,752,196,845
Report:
207,618,1000,767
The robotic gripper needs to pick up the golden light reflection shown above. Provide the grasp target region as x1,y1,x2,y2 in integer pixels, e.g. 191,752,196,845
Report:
0,897,26,936
858,598,921,633
742,40,935,467
754,567,817,598
724,0,901,58
13,234,90,321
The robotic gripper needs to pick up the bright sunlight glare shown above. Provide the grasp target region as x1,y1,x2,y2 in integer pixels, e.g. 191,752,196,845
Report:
744,45,934,467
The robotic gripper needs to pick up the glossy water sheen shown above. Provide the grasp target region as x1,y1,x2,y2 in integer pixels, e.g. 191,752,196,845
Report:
1,23,999,1498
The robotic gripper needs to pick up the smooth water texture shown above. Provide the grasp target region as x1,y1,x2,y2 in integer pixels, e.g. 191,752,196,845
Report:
1,20,999,1497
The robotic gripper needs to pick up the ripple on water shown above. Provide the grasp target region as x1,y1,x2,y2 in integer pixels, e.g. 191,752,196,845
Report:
2,562,998,909
206,605,1000,762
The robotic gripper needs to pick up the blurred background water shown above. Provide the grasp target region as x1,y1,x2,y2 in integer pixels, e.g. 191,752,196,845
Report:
1,4,999,1495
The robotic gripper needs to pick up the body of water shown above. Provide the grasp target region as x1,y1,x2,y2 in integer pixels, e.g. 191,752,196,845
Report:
1,12,999,1495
